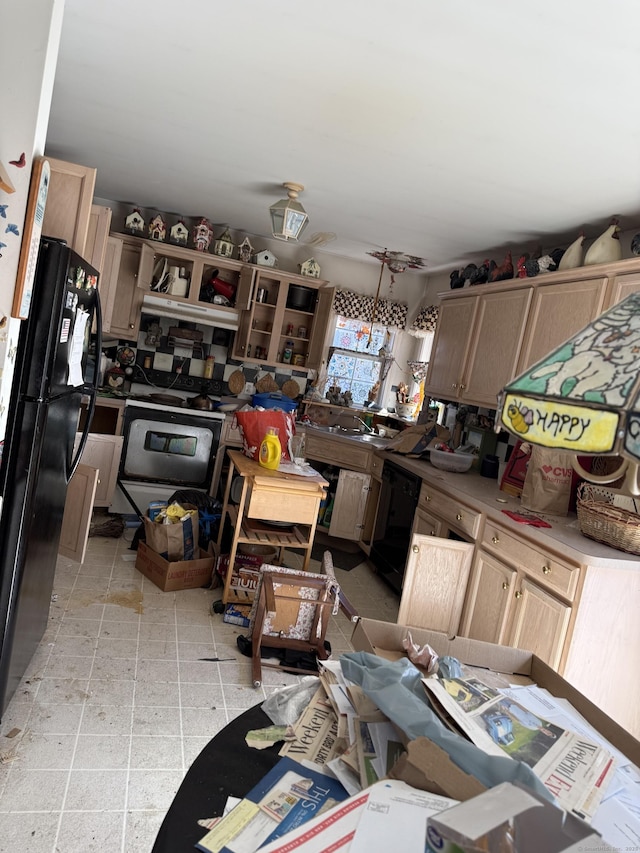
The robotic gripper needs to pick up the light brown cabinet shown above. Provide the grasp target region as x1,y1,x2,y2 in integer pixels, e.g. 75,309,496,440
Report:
460,519,577,671
516,276,608,372
101,237,144,338
75,433,123,507
42,157,96,255
327,469,371,541
85,205,112,272
233,269,333,371
399,534,474,635
426,285,532,408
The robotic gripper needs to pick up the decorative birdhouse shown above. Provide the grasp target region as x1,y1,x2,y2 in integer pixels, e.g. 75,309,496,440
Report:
148,214,167,242
299,257,321,278
192,217,214,253
169,219,189,247
253,249,278,268
124,207,145,235
238,236,254,263
213,227,235,258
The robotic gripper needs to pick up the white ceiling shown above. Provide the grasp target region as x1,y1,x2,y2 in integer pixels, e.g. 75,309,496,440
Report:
45,0,640,273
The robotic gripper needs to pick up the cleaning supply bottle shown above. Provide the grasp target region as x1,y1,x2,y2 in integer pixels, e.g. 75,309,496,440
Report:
259,427,281,470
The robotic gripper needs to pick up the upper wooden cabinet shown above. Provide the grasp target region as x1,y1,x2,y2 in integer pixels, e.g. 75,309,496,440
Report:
85,204,112,273
425,284,532,408
516,275,608,373
101,237,144,339
42,157,96,256
426,256,640,408
232,268,334,372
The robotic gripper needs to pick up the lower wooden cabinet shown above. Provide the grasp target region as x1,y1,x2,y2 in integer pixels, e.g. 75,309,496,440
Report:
460,549,515,646
328,469,371,541
508,577,571,672
398,534,474,636
74,433,123,507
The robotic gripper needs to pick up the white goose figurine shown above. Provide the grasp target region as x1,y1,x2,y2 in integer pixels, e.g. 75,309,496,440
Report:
584,222,622,265
558,232,585,270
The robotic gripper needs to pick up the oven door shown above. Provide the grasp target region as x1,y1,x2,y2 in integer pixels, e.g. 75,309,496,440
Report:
120,406,222,488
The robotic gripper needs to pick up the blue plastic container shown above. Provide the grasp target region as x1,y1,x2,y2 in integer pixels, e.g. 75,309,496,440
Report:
251,392,298,412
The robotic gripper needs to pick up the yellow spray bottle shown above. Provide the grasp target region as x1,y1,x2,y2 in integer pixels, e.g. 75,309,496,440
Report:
259,426,281,470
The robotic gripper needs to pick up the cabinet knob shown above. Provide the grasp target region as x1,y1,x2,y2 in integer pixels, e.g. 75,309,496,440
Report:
429,530,436,536
542,565,552,575
412,544,419,553
129,323,134,329
502,581,509,590
425,495,431,502
459,384,466,391
492,535,500,544
456,513,462,521
451,383,458,389
515,590,523,599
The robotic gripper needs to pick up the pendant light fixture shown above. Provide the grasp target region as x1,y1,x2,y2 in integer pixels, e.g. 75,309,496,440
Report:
269,182,309,241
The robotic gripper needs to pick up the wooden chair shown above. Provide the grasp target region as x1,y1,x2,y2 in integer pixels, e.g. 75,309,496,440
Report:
248,550,345,687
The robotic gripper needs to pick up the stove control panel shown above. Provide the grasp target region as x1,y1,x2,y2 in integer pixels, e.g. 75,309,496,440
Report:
130,364,226,397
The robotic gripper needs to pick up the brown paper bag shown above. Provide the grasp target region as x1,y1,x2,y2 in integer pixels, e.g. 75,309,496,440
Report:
520,446,575,516
143,505,197,560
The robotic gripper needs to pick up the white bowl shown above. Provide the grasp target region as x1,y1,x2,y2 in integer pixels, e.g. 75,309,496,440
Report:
430,448,475,473
395,403,416,419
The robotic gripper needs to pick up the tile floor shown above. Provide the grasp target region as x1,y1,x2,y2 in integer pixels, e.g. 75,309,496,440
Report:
0,531,399,853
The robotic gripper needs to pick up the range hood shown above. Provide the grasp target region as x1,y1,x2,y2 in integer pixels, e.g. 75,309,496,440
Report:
141,294,240,330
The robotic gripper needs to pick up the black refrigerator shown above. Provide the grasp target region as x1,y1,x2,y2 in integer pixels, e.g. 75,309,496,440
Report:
0,238,102,716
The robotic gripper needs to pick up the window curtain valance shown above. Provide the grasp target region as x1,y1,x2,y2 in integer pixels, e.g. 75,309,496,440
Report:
332,288,408,329
407,304,439,337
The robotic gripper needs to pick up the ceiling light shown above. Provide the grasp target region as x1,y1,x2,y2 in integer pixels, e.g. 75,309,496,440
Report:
269,182,309,242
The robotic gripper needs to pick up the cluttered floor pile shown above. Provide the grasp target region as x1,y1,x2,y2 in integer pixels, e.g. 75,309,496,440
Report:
191,638,636,853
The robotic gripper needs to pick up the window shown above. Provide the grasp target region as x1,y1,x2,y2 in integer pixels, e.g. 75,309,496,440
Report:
325,316,395,405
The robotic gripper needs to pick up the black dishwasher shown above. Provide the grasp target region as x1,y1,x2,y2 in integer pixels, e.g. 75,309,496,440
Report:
369,460,421,594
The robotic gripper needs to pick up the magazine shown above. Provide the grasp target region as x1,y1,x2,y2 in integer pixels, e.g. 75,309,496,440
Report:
195,755,348,853
422,676,616,821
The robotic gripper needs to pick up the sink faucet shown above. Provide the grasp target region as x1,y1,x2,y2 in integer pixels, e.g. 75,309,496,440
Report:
352,415,374,433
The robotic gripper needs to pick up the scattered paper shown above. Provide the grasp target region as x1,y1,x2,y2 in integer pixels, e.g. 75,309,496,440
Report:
246,725,297,750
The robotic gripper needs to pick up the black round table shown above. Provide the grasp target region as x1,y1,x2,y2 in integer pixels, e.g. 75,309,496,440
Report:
152,704,282,853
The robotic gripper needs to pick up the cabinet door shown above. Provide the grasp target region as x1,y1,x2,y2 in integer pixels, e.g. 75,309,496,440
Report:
460,549,515,645
306,287,334,370
425,297,477,400
105,241,143,338
329,470,371,540
606,271,640,307
410,508,443,538
398,534,474,635
85,205,112,273
462,287,532,407
517,277,608,372
59,464,99,563
76,434,124,507
42,157,96,255
507,577,571,670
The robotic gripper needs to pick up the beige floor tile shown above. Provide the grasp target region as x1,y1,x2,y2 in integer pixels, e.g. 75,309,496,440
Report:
99,619,140,639
129,735,184,770
80,704,134,736
180,707,228,738
33,677,90,705
132,705,182,737
55,810,125,853
86,678,136,706
90,657,137,681
126,768,184,811
0,768,68,812
179,681,224,708
26,701,84,735
63,768,128,810
136,638,178,660
124,809,167,853
72,733,131,769
13,732,77,770
0,813,60,853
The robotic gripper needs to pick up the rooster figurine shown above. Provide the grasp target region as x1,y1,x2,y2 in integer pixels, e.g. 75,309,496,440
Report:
488,251,514,282
449,269,466,289
558,232,585,270
584,220,622,265
516,253,530,278
469,260,491,285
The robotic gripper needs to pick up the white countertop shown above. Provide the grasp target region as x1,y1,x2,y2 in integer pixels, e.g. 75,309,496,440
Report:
299,424,639,570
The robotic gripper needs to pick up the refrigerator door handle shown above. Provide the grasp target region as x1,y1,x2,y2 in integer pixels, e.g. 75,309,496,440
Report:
67,287,103,483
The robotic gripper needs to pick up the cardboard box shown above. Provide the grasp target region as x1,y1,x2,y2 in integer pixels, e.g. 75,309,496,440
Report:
425,782,616,853
136,541,215,592
350,618,640,766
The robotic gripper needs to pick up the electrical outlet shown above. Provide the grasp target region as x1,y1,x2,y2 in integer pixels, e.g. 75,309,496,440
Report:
244,382,255,396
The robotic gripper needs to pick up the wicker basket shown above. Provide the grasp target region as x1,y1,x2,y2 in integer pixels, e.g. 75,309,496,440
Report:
576,483,640,555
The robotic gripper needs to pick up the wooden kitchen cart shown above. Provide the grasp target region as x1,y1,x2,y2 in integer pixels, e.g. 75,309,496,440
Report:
216,450,328,605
